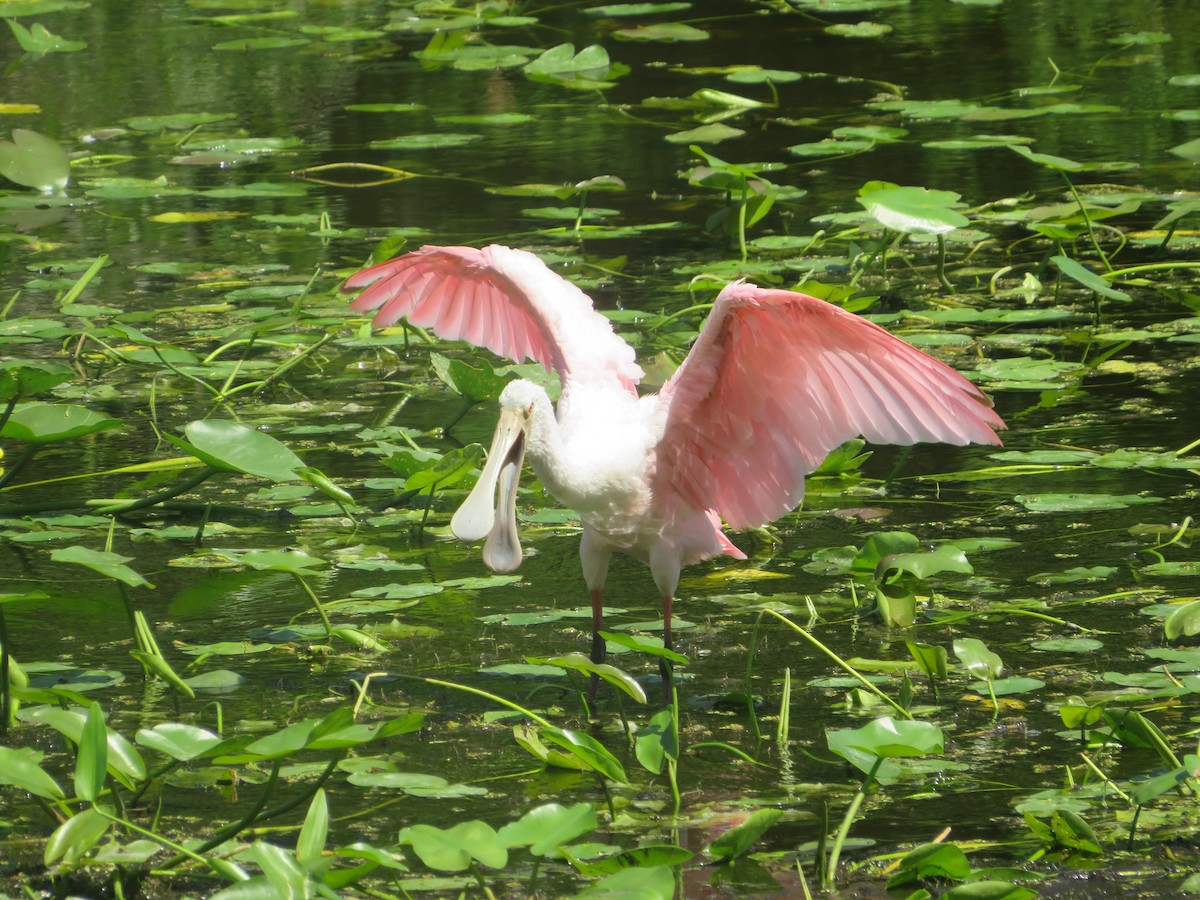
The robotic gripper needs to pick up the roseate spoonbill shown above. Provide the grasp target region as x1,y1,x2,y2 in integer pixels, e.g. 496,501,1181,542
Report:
344,245,1004,664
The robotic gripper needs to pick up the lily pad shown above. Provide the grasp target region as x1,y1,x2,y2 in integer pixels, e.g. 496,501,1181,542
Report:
0,403,121,443
0,129,70,192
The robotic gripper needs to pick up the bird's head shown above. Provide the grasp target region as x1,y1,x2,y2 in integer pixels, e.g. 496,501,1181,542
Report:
450,380,544,573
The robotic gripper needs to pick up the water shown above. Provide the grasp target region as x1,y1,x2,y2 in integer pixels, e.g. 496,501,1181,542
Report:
2,0,1199,894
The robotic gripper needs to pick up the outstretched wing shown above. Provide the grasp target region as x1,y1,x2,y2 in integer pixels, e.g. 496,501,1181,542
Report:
343,244,643,393
653,282,1004,529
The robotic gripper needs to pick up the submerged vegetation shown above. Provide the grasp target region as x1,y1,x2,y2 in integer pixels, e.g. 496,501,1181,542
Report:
1,0,1199,897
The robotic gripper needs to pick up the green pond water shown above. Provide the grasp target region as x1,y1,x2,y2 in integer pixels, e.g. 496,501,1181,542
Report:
1,0,1199,896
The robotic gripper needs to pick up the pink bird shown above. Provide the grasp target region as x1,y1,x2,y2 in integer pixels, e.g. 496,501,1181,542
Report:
344,245,1004,665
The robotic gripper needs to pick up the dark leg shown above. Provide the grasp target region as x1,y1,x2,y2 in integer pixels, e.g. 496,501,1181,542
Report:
589,587,605,664
660,594,674,703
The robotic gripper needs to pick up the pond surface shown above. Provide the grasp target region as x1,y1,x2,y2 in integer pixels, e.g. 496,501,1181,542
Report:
1,0,1199,897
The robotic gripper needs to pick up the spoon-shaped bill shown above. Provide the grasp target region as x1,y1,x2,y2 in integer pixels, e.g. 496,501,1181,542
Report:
450,406,528,572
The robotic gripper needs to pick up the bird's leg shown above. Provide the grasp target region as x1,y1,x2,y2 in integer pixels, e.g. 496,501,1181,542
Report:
589,587,606,665
660,593,675,703
580,529,612,667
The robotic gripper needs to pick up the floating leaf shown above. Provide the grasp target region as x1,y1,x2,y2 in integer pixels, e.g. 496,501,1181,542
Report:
825,21,892,38
1,403,121,443
586,3,692,14
614,23,709,41
0,129,70,192
123,112,235,132
859,183,969,234
524,43,612,76
665,123,745,144
368,133,482,150
51,546,151,588
0,360,74,399
166,420,305,482
1015,493,1162,512
213,36,311,50
6,19,86,54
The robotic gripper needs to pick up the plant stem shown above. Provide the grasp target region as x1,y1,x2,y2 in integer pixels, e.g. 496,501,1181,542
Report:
292,573,335,638
824,757,883,889
759,609,912,719
88,467,215,516
1060,172,1112,272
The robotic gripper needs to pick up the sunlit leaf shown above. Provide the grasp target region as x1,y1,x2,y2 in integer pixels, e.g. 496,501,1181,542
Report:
586,3,692,14
953,638,1003,680
0,128,70,192
634,707,677,775
1,403,121,443
0,746,64,799
828,717,944,763
1014,493,1162,512
859,183,969,234
368,133,482,150
51,546,152,588
398,821,508,871
166,419,305,482
496,802,597,855
6,19,86,54
1050,255,1131,301
44,807,111,866
825,21,891,37
614,22,708,41
526,653,647,703
574,865,675,898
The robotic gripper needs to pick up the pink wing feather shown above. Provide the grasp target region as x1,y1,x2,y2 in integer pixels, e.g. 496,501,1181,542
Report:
653,282,1005,530
344,245,643,393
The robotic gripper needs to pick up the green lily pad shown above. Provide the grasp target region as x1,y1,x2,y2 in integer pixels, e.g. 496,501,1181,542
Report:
665,123,745,144
0,403,121,443
212,36,311,50
859,183,969,234
614,23,709,41
586,3,692,14
123,112,236,132
0,129,70,192
825,21,892,38
0,360,74,399
1014,493,1163,512
166,419,305,482
368,133,482,150
5,19,86,54
50,546,152,588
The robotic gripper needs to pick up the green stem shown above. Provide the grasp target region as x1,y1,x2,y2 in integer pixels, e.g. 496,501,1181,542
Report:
405,675,553,727
825,757,883,889
936,233,952,292
0,392,19,436
759,609,912,719
0,608,10,734
160,759,283,869
0,442,37,490
1061,172,1111,272
94,808,232,878
292,574,335,638
88,467,215,516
